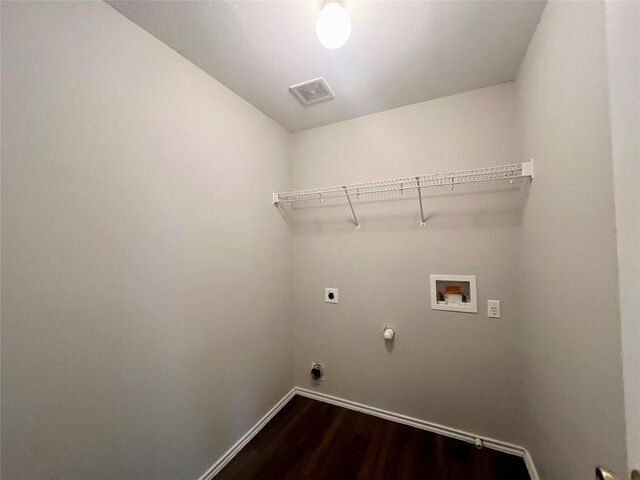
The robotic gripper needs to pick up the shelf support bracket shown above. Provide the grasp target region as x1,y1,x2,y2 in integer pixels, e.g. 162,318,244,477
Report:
343,186,360,230
521,159,534,179
416,177,426,226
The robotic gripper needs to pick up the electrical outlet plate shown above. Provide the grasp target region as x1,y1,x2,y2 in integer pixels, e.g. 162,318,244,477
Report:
325,288,339,304
487,300,501,318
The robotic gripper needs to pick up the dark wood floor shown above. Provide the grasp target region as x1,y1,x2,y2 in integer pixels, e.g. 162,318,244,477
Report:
216,395,530,480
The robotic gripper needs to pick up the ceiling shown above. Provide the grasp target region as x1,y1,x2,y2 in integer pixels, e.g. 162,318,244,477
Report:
107,1,546,132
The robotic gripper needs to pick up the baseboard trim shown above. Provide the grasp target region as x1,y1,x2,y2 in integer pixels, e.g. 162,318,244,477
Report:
198,387,297,480
523,450,540,480
198,386,539,480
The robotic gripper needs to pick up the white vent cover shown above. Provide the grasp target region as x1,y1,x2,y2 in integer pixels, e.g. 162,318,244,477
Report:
290,77,335,105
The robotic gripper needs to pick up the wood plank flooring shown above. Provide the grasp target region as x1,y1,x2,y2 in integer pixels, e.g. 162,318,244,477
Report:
215,395,530,480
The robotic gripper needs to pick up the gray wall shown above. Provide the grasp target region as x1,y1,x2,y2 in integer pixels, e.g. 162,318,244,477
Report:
291,83,526,445
605,0,640,471
1,2,292,479
2,2,632,479
515,2,627,478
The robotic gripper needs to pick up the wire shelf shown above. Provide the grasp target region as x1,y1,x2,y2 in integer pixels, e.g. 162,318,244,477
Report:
273,161,534,229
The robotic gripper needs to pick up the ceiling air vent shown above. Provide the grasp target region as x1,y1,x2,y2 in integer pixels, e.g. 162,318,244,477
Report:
290,77,335,106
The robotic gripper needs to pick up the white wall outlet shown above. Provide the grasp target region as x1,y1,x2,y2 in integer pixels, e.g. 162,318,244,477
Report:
325,288,339,304
487,300,501,318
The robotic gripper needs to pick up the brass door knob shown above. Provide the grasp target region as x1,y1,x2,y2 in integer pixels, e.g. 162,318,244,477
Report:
595,466,620,480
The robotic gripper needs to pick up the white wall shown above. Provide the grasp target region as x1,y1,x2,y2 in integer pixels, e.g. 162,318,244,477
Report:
2,2,634,479
290,5,631,477
1,2,292,479
290,83,526,444
515,2,627,478
605,1,640,471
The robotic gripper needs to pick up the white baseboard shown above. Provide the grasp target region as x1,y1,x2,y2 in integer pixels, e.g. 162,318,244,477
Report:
197,387,297,480
198,386,539,480
523,449,541,480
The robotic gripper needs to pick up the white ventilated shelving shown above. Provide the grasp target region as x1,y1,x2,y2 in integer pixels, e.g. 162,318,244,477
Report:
273,160,534,230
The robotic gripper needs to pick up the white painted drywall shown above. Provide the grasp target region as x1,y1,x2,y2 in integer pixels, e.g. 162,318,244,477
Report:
105,1,545,132
290,83,526,445
605,0,640,472
2,2,634,479
0,2,292,479
515,2,627,478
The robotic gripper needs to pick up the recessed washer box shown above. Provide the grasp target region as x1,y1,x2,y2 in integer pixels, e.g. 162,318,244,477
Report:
430,275,477,313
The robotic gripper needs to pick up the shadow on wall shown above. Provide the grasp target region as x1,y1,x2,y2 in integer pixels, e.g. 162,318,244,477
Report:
279,182,530,234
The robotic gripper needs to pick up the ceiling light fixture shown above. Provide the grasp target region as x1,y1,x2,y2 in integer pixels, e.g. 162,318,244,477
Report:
316,2,351,50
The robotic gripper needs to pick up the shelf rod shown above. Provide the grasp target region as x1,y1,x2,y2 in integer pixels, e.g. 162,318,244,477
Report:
416,177,426,226
343,186,360,231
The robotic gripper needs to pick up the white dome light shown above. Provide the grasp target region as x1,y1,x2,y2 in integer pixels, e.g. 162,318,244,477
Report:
316,2,351,50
